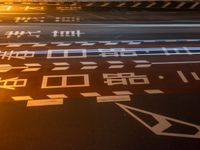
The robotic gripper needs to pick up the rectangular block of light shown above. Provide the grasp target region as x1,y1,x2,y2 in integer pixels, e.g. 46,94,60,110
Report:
80,62,97,65
97,95,131,103
81,43,95,46
32,44,47,47
7,44,22,47
144,89,164,94
81,66,98,70
113,91,133,95
109,65,124,69
81,92,101,97
47,94,68,99
27,99,63,107
107,61,123,64
12,96,33,101
53,62,69,66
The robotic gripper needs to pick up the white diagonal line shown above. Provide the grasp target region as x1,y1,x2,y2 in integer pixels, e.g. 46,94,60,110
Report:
146,2,156,8
191,72,200,80
117,3,126,7
190,2,199,9
176,2,186,9
131,2,141,8
101,3,110,7
177,70,189,83
162,2,171,8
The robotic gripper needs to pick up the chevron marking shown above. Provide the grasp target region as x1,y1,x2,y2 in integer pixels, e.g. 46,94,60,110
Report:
116,103,200,139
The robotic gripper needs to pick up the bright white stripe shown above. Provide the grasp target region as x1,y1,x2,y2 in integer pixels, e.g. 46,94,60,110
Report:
27,99,63,107
53,62,69,66
81,43,95,46
176,2,186,9
162,2,171,8
81,66,98,70
162,47,170,56
57,43,71,46
113,91,133,95
131,2,141,8
190,2,199,9
80,61,97,65
134,60,149,63
144,89,164,94
146,2,156,8
22,68,40,72
107,61,123,64
32,44,47,47
109,65,124,69
191,72,200,80
186,39,199,42
105,42,118,45
98,41,111,43
0,64,11,68
177,71,189,83
165,40,177,42
81,92,101,97
1,39,199,47
47,94,68,99
101,3,110,7
135,64,151,68
153,61,200,65
52,67,69,71
6,44,22,47
117,3,126,7
97,95,131,103
12,96,32,101
128,42,141,45
183,47,192,55
85,3,93,6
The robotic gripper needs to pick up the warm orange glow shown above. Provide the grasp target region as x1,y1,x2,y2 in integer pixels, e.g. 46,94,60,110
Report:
0,4,46,13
